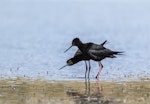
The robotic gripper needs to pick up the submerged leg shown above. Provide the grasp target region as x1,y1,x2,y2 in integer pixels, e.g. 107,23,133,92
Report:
96,62,103,79
85,61,88,78
88,61,91,78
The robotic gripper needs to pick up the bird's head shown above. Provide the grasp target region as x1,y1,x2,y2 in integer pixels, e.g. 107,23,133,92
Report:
72,38,81,46
58,58,75,70
64,37,81,53
67,58,74,66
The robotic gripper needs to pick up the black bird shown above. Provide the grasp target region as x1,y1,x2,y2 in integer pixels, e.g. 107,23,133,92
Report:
63,38,123,79
64,38,107,53
74,40,107,78
62,49,122,79
60,40,107,78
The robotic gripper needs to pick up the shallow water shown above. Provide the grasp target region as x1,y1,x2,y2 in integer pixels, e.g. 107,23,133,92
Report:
0,79,149,104
0,0,150,81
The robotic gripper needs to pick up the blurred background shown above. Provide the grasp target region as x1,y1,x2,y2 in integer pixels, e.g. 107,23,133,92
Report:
0,0,150,81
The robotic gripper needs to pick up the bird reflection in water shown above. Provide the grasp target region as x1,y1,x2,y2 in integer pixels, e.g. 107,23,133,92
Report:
66,78,112,104
85,78,102,97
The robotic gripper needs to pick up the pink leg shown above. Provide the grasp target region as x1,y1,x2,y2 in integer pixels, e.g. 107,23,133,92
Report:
96,62,103,80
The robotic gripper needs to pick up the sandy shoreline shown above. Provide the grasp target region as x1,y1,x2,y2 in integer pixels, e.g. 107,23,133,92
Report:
0,78,149,104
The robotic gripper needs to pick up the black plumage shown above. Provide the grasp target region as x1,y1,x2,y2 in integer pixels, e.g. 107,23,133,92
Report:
61,38,123,79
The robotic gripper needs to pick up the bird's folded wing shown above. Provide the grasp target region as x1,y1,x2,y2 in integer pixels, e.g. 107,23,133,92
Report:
90,44,105,50
88,49,113,60
89,49,112,55
87,52,101,60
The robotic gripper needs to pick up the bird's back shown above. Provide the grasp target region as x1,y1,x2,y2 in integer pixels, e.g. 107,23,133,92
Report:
89,48,122,61
74,40,108,61
88,43,106,50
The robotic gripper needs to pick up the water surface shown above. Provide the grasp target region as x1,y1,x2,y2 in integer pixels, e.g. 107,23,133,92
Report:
0,0,150,81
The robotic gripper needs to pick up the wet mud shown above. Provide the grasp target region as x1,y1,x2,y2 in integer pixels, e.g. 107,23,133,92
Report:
0,78,149,104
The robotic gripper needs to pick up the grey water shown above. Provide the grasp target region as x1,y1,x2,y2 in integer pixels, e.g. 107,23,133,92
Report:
0,0,150,81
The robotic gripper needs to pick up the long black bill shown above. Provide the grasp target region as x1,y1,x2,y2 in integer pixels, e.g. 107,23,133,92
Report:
64,45,73,53
58,65,68,70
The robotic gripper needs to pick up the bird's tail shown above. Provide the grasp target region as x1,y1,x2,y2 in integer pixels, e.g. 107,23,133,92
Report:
113,51,124,55
101,40,107,46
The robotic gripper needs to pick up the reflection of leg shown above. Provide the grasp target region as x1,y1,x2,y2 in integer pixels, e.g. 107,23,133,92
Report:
85,78,91,95
88,61,91,78
88,78,90,95
96,62,103,79
96,78,102,93
85,61,88,78
85,78,88,94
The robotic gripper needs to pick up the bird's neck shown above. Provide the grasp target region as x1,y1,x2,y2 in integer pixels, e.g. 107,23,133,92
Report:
77,42,86,52
73,55,83,63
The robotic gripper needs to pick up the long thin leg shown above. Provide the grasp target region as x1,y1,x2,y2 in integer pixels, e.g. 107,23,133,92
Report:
96,61,103,79
88,61,91,78
85,61,88,78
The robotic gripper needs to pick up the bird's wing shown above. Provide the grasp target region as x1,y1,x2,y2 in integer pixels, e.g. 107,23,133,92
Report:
87,52,101,60
89,49,114,56
89,43,106,50
101,40,107,46
94,45,105,50
88,49,114,60
95,40,107,49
